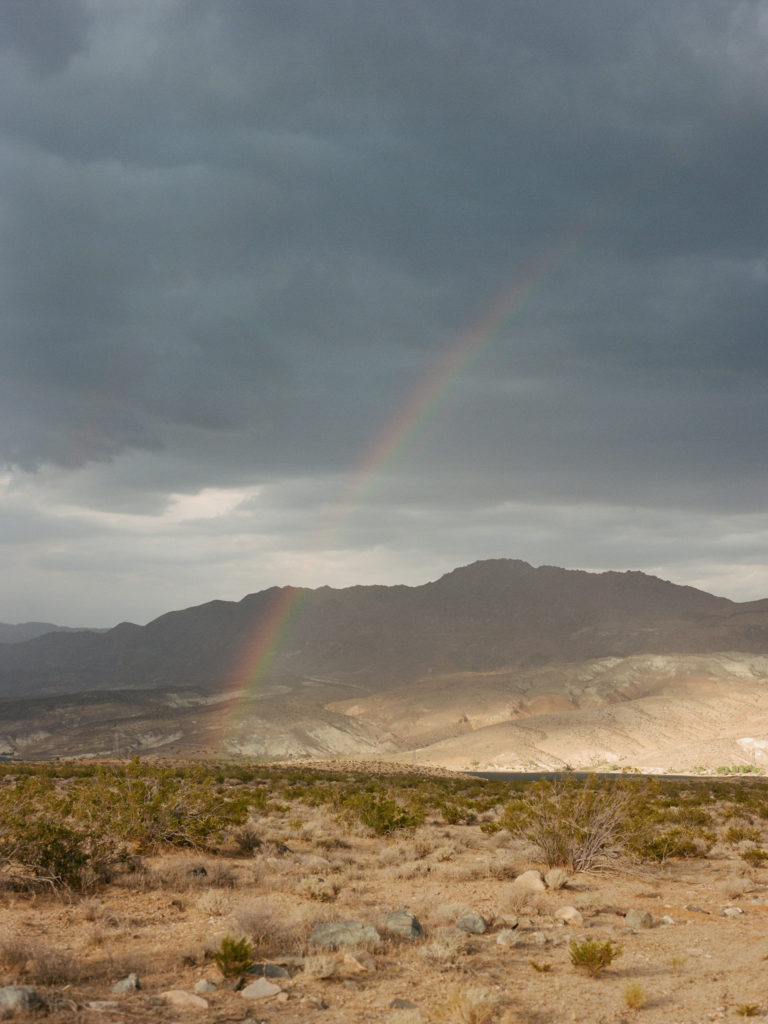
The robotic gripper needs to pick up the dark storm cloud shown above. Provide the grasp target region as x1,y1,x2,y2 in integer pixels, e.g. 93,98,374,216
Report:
2,0,768,622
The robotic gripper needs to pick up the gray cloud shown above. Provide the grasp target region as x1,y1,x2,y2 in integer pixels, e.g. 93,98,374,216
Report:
2,0,768,622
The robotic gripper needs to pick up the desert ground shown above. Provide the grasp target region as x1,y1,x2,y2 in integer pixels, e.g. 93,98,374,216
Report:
2,762,768,1023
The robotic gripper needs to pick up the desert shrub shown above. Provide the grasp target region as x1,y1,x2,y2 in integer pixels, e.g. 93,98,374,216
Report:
341,791,423,835
0,814,118,893
629,827,702,862
501,775,645,871
623,982,647,1009
725,824,762,845
440,800,476,825
741,848,768,867
213,934,253,978
232,827,262,854
569,938,622,977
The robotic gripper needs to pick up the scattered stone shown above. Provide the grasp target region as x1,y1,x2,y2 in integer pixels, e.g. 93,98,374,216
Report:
513,869,546,892
0,987,42,1015
309,920,381,950
721,907,743,917
531,931,549,945
193,979,217,994
342,951,376,973
249,963,291,978
516,916,534,929
685,904,710,915
304,995,329,1009
111,973,140,993
496,928,522,947
455,912,488,934
161,990,208,1009
659,915,676,926
304,955,339,980
390,997,418,1009
384,909,423,939
625,909,653,929
495,914,518,929
85,1001,121,1012
240,978,282,1001
554,906,583,927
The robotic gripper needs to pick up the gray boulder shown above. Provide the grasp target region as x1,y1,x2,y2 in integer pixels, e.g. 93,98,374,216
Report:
625,909,653,929
0,987,42,1015
455,913,488,934
384,909,424,939
111,973,140,993
309,920,381,950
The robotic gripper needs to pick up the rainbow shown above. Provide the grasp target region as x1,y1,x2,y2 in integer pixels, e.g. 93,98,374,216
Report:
221,212,600,746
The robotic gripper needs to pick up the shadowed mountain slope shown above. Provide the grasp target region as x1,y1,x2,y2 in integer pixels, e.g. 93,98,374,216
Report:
1,559,767,701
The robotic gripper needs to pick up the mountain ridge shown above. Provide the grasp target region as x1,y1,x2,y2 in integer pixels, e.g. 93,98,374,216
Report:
2,558,768,766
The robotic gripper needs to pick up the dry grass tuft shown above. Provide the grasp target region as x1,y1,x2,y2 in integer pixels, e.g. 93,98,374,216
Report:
232,897,306,957
432,983,499,1024
0,935,83,986
623,982,647,1010
196,888,232,916
419,927,469,967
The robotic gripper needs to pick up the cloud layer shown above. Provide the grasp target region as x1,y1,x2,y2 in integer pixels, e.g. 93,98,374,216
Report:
2,0,768,623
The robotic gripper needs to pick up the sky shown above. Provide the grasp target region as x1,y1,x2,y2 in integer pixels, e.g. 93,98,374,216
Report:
2,0,768,627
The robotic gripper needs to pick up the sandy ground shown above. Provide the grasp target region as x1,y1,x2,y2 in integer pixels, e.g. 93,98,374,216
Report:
3,797,768,1024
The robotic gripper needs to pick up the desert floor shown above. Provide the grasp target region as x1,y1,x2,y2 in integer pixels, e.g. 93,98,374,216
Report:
3,769,768,1023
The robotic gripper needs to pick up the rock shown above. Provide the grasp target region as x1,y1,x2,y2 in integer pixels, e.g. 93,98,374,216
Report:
309,920,381,950
0,987,42,1015
554,906,583,927
659,915,675,926
85,1002,121,1013
516,916,534,929
625,909,654,929
455,912,488,934
495,914,518,929
193,979,217,993
390,997,418,1009
161,990,208,1009
249,963,291,978
685,904,710,914
722,907,743,917
111,973,141,992
304,954,339,979
384,909,423,939
531,931,549,945
513,869,546,892
496,928,522,947
342,951,376,973
240,978,282,1001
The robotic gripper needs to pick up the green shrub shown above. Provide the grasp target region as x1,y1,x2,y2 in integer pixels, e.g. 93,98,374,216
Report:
741,848,768,867
213,934,254,978
725,824,762,845
569,938,622,977
343,792,423,835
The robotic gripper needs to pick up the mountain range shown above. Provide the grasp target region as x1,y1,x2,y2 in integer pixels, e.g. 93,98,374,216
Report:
3,559,768,770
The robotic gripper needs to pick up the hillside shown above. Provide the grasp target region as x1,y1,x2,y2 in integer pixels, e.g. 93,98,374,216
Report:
2,559,768,767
